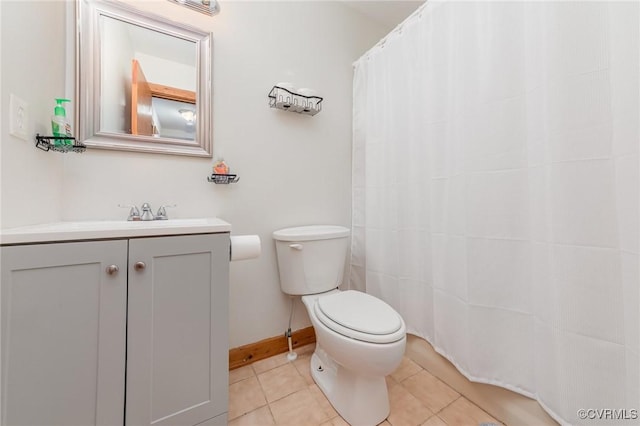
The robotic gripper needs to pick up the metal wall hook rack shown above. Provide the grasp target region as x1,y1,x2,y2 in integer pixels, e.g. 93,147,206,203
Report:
268,86,323,116
35,134,86,153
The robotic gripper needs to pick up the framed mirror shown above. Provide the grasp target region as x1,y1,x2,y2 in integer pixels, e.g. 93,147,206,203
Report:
76,0,212,157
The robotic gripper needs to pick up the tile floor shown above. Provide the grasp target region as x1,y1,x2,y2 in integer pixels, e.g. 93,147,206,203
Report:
228,344,502,426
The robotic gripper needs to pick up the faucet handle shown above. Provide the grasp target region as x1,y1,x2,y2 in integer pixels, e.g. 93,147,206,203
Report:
118,204,141,221
156,204,177,220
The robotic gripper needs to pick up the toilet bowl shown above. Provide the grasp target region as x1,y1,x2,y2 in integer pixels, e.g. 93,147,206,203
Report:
273,226,406,426
303,290,406,425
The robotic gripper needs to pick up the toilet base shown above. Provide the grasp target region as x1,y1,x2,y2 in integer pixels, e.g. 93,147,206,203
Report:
310,347,390,426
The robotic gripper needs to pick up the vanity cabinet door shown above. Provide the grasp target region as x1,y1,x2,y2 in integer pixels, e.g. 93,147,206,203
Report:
126,234,229,426
1,240,128,426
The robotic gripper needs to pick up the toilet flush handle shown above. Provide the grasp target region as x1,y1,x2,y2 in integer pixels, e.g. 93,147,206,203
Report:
289,244,303,251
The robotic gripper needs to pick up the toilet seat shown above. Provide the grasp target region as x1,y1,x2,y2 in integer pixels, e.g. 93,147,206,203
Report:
313,290,405,344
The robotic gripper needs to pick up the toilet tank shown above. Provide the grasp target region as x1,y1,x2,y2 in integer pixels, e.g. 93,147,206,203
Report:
273,225,350,295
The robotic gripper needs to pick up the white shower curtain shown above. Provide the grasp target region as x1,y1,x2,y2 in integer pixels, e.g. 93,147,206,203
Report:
351,1,639,424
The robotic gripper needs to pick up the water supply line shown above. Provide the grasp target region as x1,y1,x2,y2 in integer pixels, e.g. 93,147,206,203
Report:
285,297,297,361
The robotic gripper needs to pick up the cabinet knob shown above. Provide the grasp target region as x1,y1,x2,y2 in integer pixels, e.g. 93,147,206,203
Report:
134,261,146,271
106,265,119,275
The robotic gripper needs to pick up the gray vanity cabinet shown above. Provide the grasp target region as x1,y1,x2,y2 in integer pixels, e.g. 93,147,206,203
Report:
1,240,128,426
1,233,229,426
126,234,229,426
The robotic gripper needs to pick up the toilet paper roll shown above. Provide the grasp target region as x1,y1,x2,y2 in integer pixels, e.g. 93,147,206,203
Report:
230,235,261,261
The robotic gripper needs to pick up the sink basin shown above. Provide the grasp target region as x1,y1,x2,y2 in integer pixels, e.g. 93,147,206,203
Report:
0,218,231,245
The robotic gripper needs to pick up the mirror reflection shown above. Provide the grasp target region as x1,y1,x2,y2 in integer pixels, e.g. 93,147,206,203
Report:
77,0,212,157
100,15,197,140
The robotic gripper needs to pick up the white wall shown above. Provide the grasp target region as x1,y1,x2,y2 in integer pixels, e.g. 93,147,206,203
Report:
135,53,196,91
1,1,66,228
1,0,387,347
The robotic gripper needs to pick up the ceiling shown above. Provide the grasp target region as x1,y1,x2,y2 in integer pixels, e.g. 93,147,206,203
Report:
342,0,424,32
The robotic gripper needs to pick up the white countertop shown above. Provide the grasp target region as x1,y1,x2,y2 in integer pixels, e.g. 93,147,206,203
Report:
0,218,232,245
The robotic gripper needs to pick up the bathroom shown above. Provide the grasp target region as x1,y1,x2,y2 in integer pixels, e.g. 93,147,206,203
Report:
1,0,638,425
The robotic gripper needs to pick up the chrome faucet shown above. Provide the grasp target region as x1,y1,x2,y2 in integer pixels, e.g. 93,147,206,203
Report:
120,203,176,221
140,203,155,221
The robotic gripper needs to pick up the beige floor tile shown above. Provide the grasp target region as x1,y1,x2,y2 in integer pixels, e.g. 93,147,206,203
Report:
421,415,448,426
228,376,268,420
269,388,331,425
405,335,553,426
402,370,460,413
387,382,433,426
292,353,315,385
297,343,316,355
228,405,275,426
252,352,291,375
230,364,255,384
258,362,308,403
390,356,422,382
378,421,392,426
320,416,350,426
385,375,398,390
438,397,502,426
308,384,339,419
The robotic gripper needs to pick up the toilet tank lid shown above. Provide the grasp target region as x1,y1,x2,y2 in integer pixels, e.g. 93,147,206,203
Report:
273,225,350,242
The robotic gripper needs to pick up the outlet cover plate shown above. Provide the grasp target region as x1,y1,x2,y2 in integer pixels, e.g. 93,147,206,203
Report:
9,94,29,141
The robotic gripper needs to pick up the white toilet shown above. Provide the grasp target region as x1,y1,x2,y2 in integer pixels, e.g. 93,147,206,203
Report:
273,225,406,426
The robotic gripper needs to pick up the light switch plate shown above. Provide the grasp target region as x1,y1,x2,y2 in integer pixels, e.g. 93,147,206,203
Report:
9,94,29,141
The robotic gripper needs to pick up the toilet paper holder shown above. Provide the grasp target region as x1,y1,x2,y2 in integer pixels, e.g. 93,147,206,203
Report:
229,235,261,261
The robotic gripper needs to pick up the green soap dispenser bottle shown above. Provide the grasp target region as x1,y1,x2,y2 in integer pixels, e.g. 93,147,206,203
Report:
51,98,72,146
